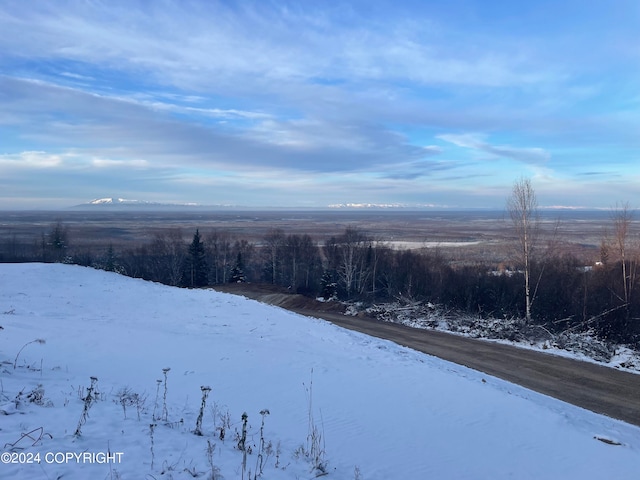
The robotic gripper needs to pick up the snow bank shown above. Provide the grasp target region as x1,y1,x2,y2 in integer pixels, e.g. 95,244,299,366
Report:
0,263,639,479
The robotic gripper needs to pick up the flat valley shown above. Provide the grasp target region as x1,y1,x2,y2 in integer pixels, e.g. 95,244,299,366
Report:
0,208,620,265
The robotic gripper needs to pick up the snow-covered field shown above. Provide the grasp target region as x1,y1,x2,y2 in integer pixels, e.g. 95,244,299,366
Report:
386,240,483,250
1,264,639,480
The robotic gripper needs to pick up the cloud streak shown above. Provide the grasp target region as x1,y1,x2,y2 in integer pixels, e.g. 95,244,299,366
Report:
2,76,441,174
0,2,555,90
0,1,638,209
438,133,550,165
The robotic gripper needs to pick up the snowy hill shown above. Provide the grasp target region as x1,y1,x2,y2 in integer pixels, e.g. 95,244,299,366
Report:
1,263,639,479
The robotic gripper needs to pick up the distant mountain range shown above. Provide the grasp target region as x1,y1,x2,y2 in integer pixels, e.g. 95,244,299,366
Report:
88,198,155,205
72,198,427,211
70,198,606,213
71,198,216,210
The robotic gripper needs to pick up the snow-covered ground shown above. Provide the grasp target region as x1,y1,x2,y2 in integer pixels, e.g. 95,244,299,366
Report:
1,263,639,480
386,240,483,250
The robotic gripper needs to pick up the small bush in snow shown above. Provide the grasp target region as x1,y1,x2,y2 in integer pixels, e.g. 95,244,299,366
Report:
362,299,628,364
555,332,615,362
212,402,232,442
26,384,52,407
206,439,222,480
303,371,327,475
116,387,146,420
74,376,98,436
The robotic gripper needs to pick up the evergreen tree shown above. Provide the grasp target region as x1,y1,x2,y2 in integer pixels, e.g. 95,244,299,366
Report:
47,221,69,262
230,252,246,283
104,244,117,272
184,229,208,287
320,270,338,300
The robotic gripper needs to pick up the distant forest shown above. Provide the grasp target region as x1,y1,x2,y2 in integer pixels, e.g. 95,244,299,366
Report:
1,218,639,347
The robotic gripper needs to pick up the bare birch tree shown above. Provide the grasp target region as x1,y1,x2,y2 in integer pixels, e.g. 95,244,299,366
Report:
264,228,285,284
206,230,232,284
611,202,638,321
151,229,185,286
324,227,370,297
507,177,539,323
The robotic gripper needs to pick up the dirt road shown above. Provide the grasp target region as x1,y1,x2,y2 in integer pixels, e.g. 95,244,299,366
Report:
214,284,640,427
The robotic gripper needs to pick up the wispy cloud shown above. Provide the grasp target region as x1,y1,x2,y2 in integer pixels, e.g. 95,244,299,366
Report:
0,1,638,208
0,151,64,169
2,76,440,175
438,133,550,165
0,1,564,94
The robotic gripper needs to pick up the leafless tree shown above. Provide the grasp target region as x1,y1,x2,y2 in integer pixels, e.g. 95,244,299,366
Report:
151,229,185,286
507,177,539,323
610,202,638,319
283,233,319,290
368,240,388,299
333,227,370,297
264,228,285,284
285,233,302,288
207,230,232,284
296,234,321,290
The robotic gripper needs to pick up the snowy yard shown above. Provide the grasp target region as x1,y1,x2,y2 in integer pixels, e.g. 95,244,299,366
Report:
1,263,639,479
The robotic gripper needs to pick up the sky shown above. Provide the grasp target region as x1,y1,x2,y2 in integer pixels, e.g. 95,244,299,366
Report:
0,0,639,210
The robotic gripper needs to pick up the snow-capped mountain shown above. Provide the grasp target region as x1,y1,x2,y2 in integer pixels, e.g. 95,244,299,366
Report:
86,197,159,206
88,197,143,205
71,198,205,210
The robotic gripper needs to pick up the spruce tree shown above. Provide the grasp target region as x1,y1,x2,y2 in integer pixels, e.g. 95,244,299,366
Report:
230,252,246,283
320,270,337,300
104,244,117,272
185,229,208,287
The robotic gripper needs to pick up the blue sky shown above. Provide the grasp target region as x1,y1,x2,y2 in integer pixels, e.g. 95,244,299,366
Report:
1,0,638,209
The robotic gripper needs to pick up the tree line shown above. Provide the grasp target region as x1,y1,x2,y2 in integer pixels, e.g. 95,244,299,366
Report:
2,174,639,347
1,215,639,347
